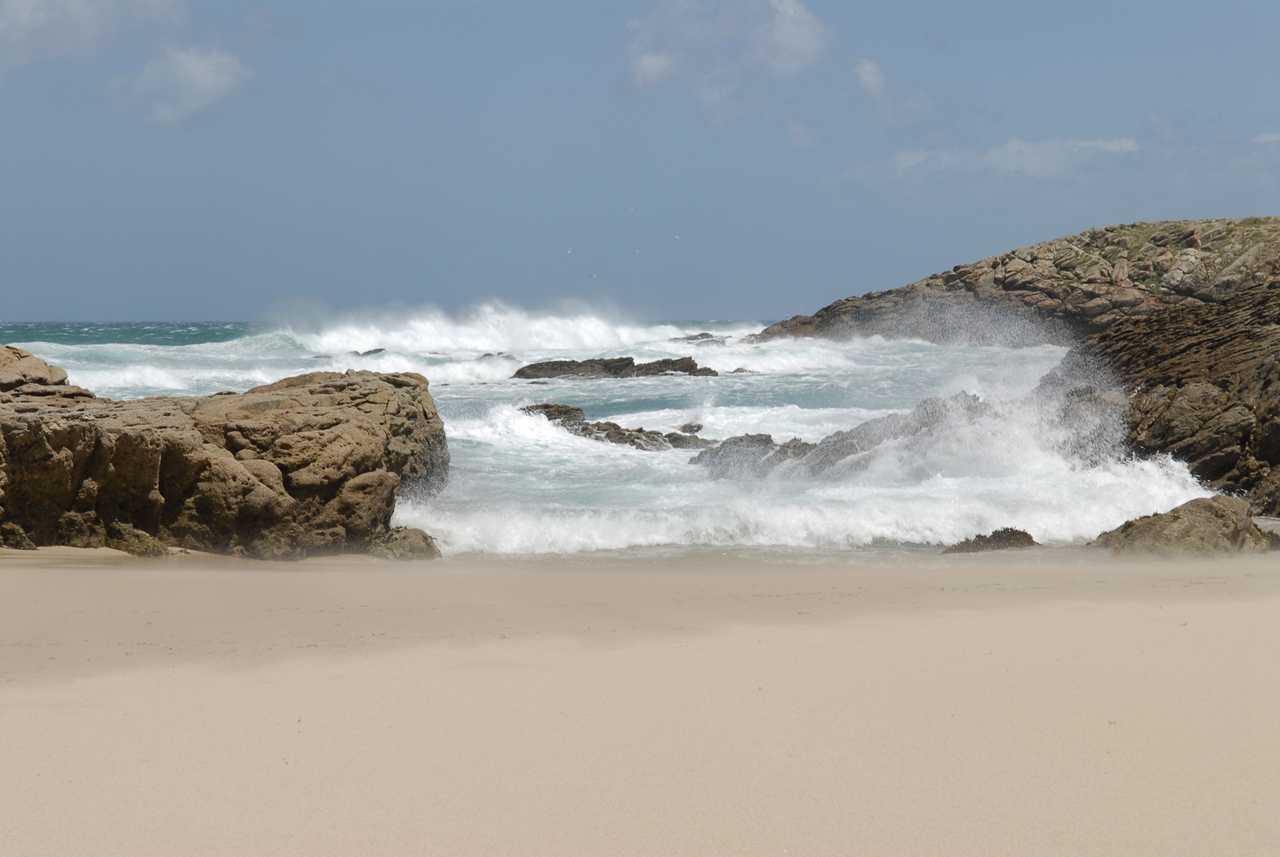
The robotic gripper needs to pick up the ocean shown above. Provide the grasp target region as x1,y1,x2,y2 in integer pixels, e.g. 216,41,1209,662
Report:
2,304,1208,558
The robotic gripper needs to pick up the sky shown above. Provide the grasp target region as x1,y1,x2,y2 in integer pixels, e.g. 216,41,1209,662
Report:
2,0,1279,322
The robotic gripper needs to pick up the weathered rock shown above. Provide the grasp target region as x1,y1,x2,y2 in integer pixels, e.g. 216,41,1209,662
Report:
369,526,442,560
752,218,1280,345
521,403,586,424
1093,496,1274,554
0,347,449,560
1060,281,1280,512
520,403,715,452
105,522,168,557
0,345,69,390
678,423,703,435
943,528,1038,554
513,357,717,379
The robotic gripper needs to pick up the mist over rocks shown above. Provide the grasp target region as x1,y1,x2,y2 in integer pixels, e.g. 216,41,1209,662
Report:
752,216,1280,519
513,356,717,379
692,392,990,479
0,347,448,559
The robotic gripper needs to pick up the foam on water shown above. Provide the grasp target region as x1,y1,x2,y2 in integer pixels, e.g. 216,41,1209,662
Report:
8,305,1211,558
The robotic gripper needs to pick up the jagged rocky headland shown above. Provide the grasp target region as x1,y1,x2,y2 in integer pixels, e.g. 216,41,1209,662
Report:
0,346,448,558
739,217,1280,548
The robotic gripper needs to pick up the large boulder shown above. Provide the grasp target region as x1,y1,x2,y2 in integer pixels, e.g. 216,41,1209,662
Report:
0,348,448,559
0,345,69,390
1093,496,1274,554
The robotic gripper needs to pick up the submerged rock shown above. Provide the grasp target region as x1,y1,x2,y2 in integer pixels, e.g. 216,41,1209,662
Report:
0,347,449,560
1092,496,1275,554
670,332,727,346
692,392,987,479
520,403,714,452
513,356,717,379
943,528,1038,554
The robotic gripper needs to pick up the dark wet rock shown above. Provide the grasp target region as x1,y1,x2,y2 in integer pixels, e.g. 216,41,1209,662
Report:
0,521,35,550
692,392,988,479
0,347,449,560
943,528,1038,554
1093,496,1274,554
513,356,717,379
105,522,168,557
678,423,704,435
671,332,727,346
521,403,714,451
751,218,1280,345
520,403,586,424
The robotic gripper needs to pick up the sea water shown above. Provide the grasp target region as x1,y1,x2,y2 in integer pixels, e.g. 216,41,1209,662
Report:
2,305,1208,558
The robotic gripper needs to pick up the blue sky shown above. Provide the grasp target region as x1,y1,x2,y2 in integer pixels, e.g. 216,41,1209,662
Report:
3,0,1279,322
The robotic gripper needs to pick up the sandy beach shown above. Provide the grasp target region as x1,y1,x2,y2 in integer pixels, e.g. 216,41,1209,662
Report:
2,547,1279,856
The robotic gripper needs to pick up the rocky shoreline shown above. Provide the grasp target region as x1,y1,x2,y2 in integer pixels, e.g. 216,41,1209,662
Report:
747,217,1280,528
1,347,447,559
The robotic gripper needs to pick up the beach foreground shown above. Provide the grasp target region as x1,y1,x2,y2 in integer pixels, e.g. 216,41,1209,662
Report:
3,549,1279,856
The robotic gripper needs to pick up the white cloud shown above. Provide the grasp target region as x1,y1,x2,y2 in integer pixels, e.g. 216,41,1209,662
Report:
627,0,827,107
133,46,249,123
1252,133,1280,146
892,137,1140,179
853,57,884,99
0,0,179,68
630,50,676,86
756,0,826,75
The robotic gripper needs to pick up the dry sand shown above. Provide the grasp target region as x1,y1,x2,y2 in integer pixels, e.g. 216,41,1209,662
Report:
2,546,1279,856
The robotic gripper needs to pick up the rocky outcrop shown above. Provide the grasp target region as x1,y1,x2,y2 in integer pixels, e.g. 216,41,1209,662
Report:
0,348,448,559
943,528,1038,554
1056,281,1280,513
692,392,988,479
1093,496,1275,554
513,357,717,379
753,218,1280,345
521,403,714,451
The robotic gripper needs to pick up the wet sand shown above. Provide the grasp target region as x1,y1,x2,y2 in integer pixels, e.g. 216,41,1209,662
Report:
3,547,1279,856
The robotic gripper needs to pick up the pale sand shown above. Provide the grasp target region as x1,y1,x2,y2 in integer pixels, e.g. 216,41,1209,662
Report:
2,548,1280,856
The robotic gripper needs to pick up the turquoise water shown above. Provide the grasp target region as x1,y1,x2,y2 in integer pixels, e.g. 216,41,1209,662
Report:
5,307,1208,557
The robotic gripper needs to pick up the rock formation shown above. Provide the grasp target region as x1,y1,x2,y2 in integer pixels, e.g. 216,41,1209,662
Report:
943,528,1038,554
1057,282,1280,513
1093,496,1275,554
0,347,448,559
513,357,717,379
750,217,1280,514
521,403,713,451
752,218,1280,345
